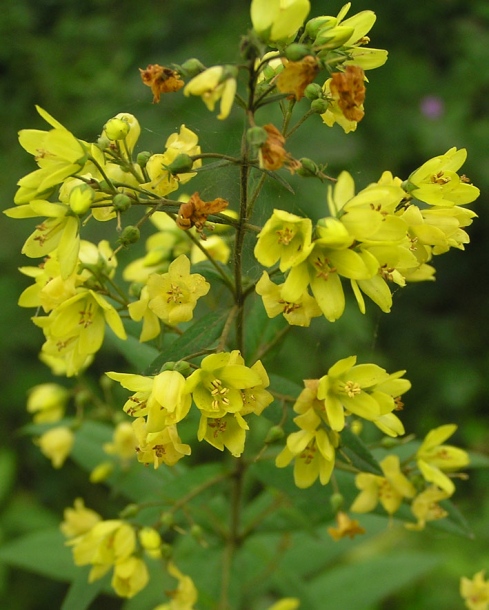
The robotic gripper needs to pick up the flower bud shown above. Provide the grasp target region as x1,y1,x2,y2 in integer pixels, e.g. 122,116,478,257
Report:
137,150,152,168
304,82,323,100
104,117,130,141
284,43,312,62
119,503,140,519
90,461,114,483
177,360,193,377
246,126,269,148
139,527,162,552
179,58,206,78
315,26,355,52
297,157,320,178
190,524,205,543
113,193,132,212
305,16,338,39
69,184,95,215
160,512,175,528
119,225,140,247
310,98,330,114
265,425,285,444
166,153,195,175
330,492,344,513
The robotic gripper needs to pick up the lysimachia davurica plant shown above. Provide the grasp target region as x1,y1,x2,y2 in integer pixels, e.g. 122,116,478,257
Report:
6,0,482,608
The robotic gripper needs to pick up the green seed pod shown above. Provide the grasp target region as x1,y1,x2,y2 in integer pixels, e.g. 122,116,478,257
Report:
246,126,268,148
119,225,140,247
304,82,323,101
284,43,312,62
310,98,329,114
112,193,132,212
137,150,152,169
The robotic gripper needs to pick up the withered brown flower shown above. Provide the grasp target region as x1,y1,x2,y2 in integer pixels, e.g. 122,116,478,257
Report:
139,64,184,103
176,192,229,236
259,124,301,173
276,55,319,101
330,65,366,122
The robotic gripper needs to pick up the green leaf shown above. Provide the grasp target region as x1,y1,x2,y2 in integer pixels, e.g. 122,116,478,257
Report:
245,295,290,364
71,420,172,503
339,427,383,475
0,448,16,507
61,569,110,610
192,259,234,288
105,326,159,372
0,528,77,581
145,309,231,374
307,550,440,610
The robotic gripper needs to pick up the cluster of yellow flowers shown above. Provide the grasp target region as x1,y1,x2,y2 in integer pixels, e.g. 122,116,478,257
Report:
255,157,478,324
7,0,482,606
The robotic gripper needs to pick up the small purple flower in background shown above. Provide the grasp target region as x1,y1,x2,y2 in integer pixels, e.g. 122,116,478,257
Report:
420,95,444,120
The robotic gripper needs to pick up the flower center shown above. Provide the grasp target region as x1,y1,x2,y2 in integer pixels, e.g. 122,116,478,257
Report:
166,283,183,304
343,380,361,398
209,378,230,410
276,226,295,245
430,170,450,185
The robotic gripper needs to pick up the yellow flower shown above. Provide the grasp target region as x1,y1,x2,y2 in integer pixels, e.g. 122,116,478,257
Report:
112,555,149,599
34,289,126,365
16,105,87,200
317,356,409,432
275,427,337,488
26,382,70,423
36,426,74,468
407,147,480,206
350,454,416,515
60,498,102,538
255,271,322,327
106,370,192,429
103,422,138,461
416,424,469,495
68,520,136,582
254,209,314,272
460,570,489,610
198,413,248,457
405,486,449,531
146,255,210,325
132,418,191,468
141,125,201,197
184,66,237,120
251,0,310,43
5,199,81,279
185,351,263,418
327,511,366,541
153,561,198,610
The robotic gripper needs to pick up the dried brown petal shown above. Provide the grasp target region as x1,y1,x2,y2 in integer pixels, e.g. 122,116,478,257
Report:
276,56,320,101
330,65,366,122
139,64,184,103
176,192,229,235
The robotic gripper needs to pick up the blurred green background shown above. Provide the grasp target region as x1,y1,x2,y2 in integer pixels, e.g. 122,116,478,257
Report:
0,0,488,608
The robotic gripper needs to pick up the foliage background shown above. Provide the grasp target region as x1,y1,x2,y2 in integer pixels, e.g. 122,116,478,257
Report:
0,0,488,608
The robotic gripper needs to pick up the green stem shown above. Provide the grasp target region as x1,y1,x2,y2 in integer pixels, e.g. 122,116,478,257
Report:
285,108,315,139
234,131,249,356
218,457,246,610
